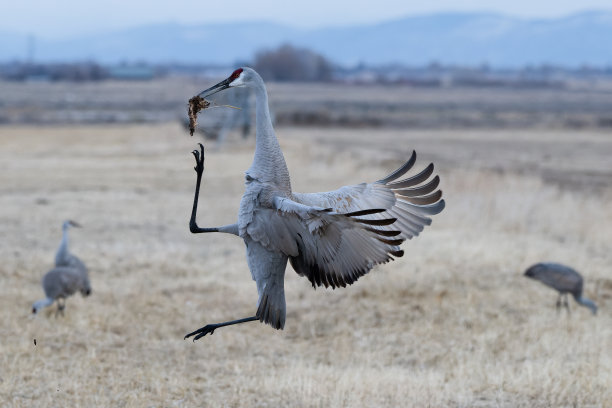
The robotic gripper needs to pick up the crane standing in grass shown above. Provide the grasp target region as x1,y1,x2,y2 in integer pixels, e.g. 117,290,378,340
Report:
184,67,445,341
524,262,597,315
32,220,92,315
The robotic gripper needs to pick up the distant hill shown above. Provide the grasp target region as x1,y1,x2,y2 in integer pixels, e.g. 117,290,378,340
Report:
2,11,612,67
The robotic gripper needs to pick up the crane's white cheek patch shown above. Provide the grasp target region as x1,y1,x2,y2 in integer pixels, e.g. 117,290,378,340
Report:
230,76,246,87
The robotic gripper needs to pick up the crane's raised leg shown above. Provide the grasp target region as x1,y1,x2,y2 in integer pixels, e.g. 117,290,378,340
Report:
189,143,225,234
184,316,258,341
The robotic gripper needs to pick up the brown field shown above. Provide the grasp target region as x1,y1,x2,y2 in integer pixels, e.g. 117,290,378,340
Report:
1,121,612,407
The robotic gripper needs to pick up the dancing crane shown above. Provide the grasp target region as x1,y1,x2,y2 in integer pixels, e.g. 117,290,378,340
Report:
184,67,445,340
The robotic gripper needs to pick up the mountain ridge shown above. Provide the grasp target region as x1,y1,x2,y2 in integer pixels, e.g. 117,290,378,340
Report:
2,10,611,67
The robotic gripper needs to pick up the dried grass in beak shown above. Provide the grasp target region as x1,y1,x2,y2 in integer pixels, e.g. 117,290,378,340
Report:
188,96,210,136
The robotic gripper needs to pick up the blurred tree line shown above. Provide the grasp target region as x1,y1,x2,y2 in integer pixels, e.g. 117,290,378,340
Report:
253,44,333,82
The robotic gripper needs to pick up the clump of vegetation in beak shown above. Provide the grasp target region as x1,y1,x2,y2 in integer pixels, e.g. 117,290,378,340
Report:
188,96,210,136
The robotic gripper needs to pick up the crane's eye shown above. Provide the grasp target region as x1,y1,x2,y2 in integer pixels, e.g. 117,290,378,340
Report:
229,68,243,81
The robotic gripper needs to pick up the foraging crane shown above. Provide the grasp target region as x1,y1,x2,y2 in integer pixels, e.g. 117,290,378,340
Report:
32,266,91,315
524,262,597,315
184,67,445,341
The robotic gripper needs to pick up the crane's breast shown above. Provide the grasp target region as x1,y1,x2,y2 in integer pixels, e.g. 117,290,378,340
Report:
238,190,258,238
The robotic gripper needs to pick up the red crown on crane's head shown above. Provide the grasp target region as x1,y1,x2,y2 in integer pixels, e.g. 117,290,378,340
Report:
229,68,243,81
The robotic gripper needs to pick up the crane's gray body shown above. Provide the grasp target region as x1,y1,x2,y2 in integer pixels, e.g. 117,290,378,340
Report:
524,262,597,314
187,67,445,336
43,267,83,297
32,267,90,314
237,73,292,328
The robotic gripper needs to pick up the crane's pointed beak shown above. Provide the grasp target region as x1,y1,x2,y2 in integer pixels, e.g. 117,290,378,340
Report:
198,77,231,98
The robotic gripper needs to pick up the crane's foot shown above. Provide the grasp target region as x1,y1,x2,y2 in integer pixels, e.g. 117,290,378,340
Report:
192,143,204,175
184,316,258,341
184,324,219,341
55,303,65,318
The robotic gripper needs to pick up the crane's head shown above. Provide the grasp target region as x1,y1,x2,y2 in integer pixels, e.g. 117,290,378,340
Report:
197,67,259,98
62,220,82,230
523,263,544,279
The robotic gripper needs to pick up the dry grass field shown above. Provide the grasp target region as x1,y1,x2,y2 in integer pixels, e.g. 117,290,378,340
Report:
1,122,611,407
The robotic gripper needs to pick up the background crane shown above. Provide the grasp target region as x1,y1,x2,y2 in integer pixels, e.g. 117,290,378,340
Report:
32,220,92,315
184,67,445,341
524,262,597,315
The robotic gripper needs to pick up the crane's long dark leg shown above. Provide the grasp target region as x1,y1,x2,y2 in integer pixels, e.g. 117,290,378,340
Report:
556,293,562,312
189,143,219,234
184,316,258,341
55,299,65,318
563,294,571,315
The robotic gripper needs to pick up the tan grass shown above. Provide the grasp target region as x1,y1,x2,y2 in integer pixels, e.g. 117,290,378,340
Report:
0,124,611,407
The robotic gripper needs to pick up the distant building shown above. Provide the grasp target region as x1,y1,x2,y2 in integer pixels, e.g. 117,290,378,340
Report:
108,65,155,80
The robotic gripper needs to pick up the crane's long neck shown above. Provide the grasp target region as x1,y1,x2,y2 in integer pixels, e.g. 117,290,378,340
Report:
575,296,597,315
55,227,70,265
33,297,54,313
249,83,291,191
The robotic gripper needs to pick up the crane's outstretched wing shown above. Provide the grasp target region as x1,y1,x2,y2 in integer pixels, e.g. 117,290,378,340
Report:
247,151,444,289
245,203,403,289
292,151,445,242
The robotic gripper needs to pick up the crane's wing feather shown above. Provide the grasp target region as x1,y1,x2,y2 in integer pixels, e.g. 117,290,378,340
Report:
246,203,402,289
292,151,445,241
247,152,444,289
529,263,583,294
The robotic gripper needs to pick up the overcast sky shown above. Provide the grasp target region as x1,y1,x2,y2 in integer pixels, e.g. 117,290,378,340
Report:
2,0,611,38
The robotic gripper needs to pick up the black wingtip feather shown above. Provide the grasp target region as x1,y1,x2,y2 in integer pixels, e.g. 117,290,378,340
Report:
344,208,387,217
365,227,401,237
388,163,435,189
377,151,417,184
395,175,440,197
376,237,405,246
354,217,397,226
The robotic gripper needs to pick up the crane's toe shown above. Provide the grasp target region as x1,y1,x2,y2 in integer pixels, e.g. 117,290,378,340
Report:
192,143,205,173
184,324,217,341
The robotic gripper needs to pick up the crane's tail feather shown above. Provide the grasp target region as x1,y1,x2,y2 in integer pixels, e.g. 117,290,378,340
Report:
256,293,285,330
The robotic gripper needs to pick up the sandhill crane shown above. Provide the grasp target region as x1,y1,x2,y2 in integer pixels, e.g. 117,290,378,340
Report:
55,220,90,286
184,67,445,341
32,266,91,316
524,262,597,315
